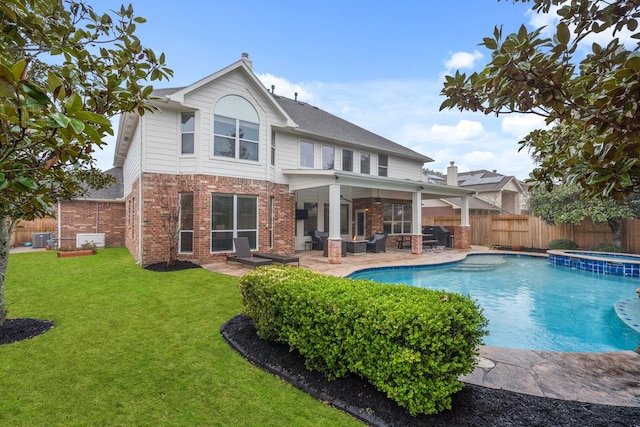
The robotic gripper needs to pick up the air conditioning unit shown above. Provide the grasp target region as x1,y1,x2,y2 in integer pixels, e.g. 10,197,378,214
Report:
32,233,54,248
76,233,106,248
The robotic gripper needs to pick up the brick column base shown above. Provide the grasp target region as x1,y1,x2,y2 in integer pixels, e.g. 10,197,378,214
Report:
328,239,342,264
454,226,471,249
411,234,423,255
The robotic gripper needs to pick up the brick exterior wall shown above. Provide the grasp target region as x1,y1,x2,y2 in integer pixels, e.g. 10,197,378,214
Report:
134,172,295,267
58,200,125,249
124,177,141,262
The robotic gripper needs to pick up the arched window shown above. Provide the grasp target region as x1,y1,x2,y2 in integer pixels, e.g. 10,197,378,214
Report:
213,95,259,161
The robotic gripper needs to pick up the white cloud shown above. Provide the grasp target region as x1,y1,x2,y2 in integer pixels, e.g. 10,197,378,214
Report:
412,120,487,144
444,50,483,72
256,73,316,103
501,114,547,138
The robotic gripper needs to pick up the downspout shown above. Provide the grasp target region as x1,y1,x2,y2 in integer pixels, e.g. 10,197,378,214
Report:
95,202,99,232
57,202,62,247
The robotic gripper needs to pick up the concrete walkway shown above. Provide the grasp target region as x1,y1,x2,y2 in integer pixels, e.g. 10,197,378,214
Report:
203,246,640,408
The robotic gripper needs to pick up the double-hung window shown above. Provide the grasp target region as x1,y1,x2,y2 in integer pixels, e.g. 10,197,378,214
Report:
322,145,335,170
181,112,195,155
211,193,258,252
360,152,371,174
179,192,194,253
213,95,259,161
342,149,353,172
300,141,314,167
378,154,388,177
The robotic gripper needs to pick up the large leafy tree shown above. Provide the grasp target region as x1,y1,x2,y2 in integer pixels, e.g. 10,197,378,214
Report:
440,0,640,200
0,0,172,326
528,183,637,247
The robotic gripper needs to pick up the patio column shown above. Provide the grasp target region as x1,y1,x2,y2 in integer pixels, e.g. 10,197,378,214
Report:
456,195,471,249
327,183,342,264
411,190,423,255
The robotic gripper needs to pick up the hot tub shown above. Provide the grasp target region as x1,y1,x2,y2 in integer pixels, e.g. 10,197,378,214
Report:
547,250,640,278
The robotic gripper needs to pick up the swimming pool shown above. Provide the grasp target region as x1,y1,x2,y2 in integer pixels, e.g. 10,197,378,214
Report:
348,255,640,352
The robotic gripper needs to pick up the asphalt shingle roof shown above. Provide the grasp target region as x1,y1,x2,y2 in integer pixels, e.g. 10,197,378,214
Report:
83,167,123,199
273,95,431,162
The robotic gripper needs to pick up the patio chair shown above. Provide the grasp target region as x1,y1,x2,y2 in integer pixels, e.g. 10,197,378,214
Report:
227,237,273,267
366,233,387,253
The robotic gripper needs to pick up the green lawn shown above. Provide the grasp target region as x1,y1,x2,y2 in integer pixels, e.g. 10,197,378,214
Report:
0,247,360,426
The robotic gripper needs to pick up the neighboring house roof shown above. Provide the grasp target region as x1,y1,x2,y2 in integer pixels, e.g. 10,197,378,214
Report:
80,167,124,200
426,169,525,193
273,95,432,163
441,197,501,212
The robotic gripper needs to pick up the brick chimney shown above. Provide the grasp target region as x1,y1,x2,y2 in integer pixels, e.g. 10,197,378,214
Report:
446,161,458,186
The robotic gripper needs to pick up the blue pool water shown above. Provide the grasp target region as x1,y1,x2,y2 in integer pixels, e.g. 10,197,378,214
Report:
348,255,640,352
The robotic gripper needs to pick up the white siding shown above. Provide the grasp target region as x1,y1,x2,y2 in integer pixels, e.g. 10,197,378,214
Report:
184,71,288,180
141,108,178,174
123,123,142,196
388,156,426,180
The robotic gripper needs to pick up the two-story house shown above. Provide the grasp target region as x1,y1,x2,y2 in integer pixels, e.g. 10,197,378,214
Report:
423,162,528,216
96,54,474,266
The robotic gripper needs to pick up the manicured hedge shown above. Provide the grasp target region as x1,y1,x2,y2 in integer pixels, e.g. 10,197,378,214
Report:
239,267,488,415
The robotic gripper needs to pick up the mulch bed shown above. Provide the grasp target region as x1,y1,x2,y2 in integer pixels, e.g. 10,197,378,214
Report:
143,260,202,272
221,314,640,427
0,318,56,346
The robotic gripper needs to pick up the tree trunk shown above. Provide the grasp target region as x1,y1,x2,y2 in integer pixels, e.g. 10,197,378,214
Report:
0,216,13,327
608,218,622,248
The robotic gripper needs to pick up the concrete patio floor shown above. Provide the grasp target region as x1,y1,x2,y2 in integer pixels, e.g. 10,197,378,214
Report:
203,246,640,408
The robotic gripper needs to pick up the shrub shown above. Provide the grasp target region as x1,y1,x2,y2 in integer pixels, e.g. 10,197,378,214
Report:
590,243,622,253
239,267,488,416
548,239,578,250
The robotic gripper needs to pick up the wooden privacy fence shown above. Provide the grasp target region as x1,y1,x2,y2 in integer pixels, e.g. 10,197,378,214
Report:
424,215,640,254
10,217,57,247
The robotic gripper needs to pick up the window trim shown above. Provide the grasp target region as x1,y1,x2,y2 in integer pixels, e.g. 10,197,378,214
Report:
180,112,195,155
378,154,388,177
299,140,314,168
210,193,259,253
178,192,194,254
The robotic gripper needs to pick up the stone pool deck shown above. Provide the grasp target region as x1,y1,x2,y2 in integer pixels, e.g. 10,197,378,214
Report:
203,246,640,408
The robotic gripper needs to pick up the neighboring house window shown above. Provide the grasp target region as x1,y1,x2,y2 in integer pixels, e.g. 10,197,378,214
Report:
211,193,258,252
213,95,259,161
378,154,388,177
300,141,314,167
322,145,335,170
342,149,353,172
383,203,412,234
179,192,194,253
360,152,370,174
270,129,276,166
181,112,195,155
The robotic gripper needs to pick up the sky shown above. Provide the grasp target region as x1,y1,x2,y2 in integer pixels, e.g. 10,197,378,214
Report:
89,0,555,178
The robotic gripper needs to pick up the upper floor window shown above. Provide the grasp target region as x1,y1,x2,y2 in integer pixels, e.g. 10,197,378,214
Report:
300,141,314,167
322,145,335,170
213,95,259,161
378,154,388,177
342,149,353,172
360,152,370,174
270,129,276,166
181,112,195,155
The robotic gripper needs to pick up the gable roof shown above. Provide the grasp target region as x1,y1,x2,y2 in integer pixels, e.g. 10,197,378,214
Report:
115,55,432,166
273,95,432,162
80,167,124,200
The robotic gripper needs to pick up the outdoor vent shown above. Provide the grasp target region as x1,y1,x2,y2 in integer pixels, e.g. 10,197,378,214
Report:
76,233,105,248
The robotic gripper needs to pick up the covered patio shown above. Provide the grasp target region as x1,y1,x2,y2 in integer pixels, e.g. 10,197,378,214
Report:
283,169,475,263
